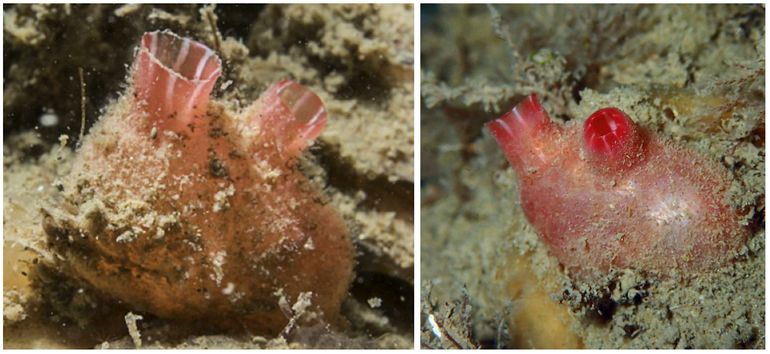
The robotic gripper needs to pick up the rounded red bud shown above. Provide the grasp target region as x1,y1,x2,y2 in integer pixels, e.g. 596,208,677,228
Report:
583,107,644,170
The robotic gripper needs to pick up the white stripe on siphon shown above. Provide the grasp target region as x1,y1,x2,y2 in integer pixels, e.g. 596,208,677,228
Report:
275,80,294,94
146,59,156,104
306,107,325,126
173,38,191,73
600,135,611,151
165,75,178,117
194,50,214,81
496,118,514,137
511,105,526,126
184,81,206,119
292,92,316,114
149,32,158,56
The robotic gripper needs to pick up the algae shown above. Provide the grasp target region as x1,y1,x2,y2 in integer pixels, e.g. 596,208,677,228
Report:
421,4,764,349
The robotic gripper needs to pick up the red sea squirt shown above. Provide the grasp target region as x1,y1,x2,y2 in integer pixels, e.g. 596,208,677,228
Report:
44,30,353,334
486,94,748,279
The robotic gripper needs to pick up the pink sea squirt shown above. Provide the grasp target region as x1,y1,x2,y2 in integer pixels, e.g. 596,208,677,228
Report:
486,94,748,279
43,30,354,333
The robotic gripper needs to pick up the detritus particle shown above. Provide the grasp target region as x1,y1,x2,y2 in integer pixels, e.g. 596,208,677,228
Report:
209,155,228,178
209,127,225,139
623,324,642,338
587,293,617,323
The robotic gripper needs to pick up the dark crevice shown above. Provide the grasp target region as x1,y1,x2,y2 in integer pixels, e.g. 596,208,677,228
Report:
572,62,602,104
314,141,413,222
349,271,413,332
212,4,265,40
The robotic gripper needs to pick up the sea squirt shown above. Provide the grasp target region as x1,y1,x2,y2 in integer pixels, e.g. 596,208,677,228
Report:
42,30,353,333
486,94,748,279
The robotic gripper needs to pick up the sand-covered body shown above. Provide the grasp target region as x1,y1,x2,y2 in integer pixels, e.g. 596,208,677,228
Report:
42,31,354,334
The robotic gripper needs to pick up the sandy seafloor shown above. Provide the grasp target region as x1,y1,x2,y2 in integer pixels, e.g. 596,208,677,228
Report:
3,4,413,349
421,4,764,349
